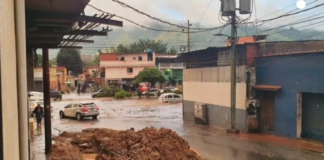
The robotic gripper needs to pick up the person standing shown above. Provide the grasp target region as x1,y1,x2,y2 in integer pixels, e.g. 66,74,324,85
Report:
33,104,43,128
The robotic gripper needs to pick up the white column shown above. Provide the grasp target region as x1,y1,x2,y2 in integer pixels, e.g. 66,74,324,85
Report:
15,0,29,159
0,0,20,159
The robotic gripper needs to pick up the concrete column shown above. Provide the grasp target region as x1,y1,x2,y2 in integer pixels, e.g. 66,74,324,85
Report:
0,0,20,159
27,48,34,91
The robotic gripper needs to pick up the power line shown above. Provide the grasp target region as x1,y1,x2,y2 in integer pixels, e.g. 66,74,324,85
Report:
251,2,324,25
110,0,228,31
199,0,213,24
88,4,226,33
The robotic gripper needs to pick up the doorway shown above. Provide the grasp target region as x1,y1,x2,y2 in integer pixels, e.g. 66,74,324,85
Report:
260,91,275,133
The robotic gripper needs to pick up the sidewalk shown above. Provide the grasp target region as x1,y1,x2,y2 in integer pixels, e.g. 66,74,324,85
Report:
234,133,324,153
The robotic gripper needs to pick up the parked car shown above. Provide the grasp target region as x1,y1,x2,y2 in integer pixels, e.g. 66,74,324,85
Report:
29,100,53,116
50,91,62,101
59,102,99,120
158,93,182,103
91,89,105,98
165,86,179,92
142,88,164,95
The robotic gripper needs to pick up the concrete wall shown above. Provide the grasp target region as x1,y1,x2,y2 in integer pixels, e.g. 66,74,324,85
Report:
183,66,247,132
0,0,20,159
256,52,324,138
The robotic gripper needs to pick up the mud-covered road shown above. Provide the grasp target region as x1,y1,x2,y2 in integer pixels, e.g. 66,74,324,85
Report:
30,94,323,160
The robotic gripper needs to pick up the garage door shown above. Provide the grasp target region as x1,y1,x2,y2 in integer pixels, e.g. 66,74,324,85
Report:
34,81,43,92
302,93,324,141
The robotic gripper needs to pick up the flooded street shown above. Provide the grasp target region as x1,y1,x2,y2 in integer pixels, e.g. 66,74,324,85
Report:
30,94,323,160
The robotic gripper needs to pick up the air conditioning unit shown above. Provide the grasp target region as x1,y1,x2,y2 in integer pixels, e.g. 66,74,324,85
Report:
239,0,251,14
194,103,208,125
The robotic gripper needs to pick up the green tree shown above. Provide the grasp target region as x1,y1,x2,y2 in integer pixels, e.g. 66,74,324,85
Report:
166,47,177,55
135,68,165,95
56,49,83,75
49,58,57,66
36,54,43,66
113,39,168,53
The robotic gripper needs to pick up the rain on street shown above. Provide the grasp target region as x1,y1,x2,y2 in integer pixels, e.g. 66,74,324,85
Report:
30,94,323,160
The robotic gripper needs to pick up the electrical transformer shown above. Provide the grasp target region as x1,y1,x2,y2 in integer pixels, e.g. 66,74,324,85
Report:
221,0,236,14
239,0,252,14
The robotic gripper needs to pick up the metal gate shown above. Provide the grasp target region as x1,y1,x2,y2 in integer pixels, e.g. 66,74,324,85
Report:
34,81,43,92
302,93,324,141
261,91,275,132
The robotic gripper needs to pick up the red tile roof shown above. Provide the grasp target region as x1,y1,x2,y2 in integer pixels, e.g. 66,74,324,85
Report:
257,50,324,57
253,85,281,90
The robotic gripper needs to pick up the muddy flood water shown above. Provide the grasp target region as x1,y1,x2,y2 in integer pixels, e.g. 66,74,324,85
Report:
30,94,323,160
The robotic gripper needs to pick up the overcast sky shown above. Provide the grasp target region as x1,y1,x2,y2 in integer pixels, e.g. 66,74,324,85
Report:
85,0,318,28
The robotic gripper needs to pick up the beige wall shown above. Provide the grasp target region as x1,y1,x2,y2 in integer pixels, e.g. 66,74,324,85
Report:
100,53,156,68
0,0,20,159
183,66,247,109
105,67,148,79
183,82,246,109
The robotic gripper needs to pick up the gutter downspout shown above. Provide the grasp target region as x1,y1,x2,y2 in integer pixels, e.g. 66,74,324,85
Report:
15,0,29,159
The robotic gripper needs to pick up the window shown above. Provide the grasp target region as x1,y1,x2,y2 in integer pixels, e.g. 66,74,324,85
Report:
133,57,137,60
178,80,182,85
127,68,133,73
165,71,170,75
167,95,173,98
173,95,181,98
138,56,142,61
65,104,72,108
120,57,125,61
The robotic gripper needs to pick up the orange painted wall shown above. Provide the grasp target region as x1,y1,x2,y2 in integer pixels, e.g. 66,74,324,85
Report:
100,54,117,61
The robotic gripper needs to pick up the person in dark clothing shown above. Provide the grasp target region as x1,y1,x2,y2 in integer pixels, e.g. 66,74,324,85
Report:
33,104,43,128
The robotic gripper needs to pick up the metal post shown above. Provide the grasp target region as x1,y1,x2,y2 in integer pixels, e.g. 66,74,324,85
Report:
42,48,52,153
230,12,237,131
187,20,190,52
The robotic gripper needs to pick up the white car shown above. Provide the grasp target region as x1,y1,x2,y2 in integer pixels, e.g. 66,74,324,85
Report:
59,102,99,121
165,86,179,92
158,93,182,103
142,88,164,95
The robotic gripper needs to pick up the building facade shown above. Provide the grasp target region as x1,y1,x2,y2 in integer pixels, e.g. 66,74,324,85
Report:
179,47,249,132
34,67,67,92
249,41,324,141
100,52,159,88
156,56,185,89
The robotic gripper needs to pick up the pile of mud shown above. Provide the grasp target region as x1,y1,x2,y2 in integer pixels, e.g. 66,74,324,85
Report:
50,127,204,160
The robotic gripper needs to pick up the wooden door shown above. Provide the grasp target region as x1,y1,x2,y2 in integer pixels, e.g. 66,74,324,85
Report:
261,91,275,132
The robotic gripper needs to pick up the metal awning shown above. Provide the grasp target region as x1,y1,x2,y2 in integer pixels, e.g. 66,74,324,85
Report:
253,85,281,91
25,0,123,49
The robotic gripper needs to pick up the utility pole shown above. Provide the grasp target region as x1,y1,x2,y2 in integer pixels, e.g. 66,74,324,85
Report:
230,12,237,131
187,20,190,52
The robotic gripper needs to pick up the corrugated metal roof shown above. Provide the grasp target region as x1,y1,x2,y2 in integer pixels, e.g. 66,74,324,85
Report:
253,85,281,90
257,50,324,57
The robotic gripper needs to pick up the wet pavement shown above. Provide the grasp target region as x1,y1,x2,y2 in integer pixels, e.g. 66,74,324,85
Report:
30,94,324,160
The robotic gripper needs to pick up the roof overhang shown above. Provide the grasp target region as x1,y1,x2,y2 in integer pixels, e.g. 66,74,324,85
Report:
253,85,281,91
25,0,123,49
